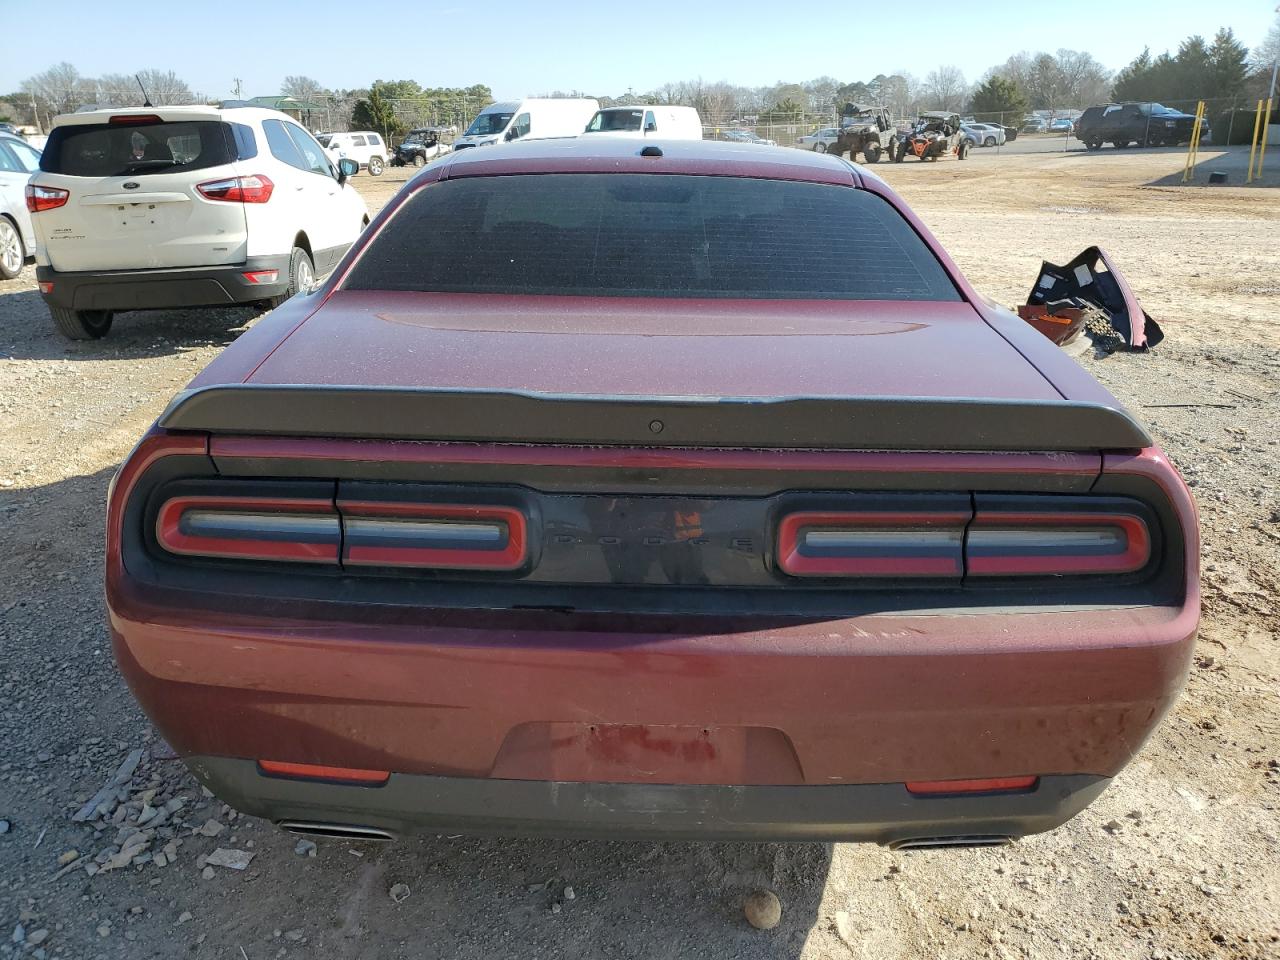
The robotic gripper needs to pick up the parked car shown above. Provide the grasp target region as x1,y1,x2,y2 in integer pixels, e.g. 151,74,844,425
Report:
0,132,41,279
317,131,388,176
1048,117,1076,134
583,105,703,140
722,129,776,146
796,127,841,152
1075,103,1208,150
391,128,448,168
0,122,20,136
453,98,599,150
1021,116,1049,133
965,123,1006,147
26,105,369,339
106,137,1198,846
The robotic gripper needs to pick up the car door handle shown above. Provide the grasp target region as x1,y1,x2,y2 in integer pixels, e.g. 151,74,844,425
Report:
295,186,305,192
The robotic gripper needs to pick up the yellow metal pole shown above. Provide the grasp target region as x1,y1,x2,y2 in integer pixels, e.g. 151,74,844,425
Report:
1182,101,1205,182
1258,98,1274,180
1248,99,1264,183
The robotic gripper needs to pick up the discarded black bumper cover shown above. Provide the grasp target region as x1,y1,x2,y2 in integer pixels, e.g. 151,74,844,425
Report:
1027,246,1164,351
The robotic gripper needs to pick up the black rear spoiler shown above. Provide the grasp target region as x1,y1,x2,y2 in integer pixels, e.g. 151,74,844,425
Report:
158,385,1152,452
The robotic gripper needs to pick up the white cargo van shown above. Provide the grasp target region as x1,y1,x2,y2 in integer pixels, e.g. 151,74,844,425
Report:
453,98,599,150
583,105,703,140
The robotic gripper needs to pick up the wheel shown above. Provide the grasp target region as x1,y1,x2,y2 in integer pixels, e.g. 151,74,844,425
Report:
261,247,315,312
1112,140,1128,149
49,306,113,340
957,140,970,160
863,143,882,163
0,217,23,280
983,136,996,147
412,154,426,168
367,156,384,176
1086,140,1102,151
814,142,827,154
892,141,906,162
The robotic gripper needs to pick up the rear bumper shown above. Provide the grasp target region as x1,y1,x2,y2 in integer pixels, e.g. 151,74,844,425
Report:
36,255,292,311
187,755,1109,843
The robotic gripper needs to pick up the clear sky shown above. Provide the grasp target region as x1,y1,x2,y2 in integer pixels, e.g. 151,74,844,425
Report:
0,0,1274,100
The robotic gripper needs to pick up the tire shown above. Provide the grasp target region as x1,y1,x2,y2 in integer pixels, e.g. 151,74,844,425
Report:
814,142,827,154
863,143,881,164
50,306,113,340
957,140,970,160
892,141,906,162
983,136,996,147
1086,140,1102,151
412,154,426,168
367,156,384,176
0,216,23,280
1112,140,1128,149
261,247,315,312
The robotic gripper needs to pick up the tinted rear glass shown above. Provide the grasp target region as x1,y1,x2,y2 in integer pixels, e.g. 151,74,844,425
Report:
344,174,960,301
40,120,236,177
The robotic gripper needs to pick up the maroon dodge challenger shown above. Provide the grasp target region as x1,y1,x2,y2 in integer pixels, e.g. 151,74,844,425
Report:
105,139,1199,849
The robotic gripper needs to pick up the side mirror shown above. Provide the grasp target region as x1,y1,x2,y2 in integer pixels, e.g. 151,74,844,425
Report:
337,157,359,183
644,122,657,133
505,127,519,142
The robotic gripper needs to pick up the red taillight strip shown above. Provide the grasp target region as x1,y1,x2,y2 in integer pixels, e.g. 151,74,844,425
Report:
906,776,1038,796
155,496,340,563
777,510,969,578
257,760,390,786
338,500,527,570
966,512,1150,576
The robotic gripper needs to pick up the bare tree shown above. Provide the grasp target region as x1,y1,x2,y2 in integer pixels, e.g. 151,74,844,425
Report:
97,73,147,107
21,62,87,117
282,75,323,104
135,69,195,105
1054,49,1111,106
921,66,968,111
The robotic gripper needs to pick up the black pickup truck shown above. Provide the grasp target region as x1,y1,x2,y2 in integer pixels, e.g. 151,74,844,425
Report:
1076,103,1208,150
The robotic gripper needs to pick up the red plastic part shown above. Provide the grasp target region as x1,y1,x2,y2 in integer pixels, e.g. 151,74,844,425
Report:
967,512,1151,576
257,760,390,786
906,776,1038,795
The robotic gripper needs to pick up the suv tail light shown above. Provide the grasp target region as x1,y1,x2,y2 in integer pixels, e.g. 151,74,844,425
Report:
26,184,69,213
196,174,274,204
109,114,163,125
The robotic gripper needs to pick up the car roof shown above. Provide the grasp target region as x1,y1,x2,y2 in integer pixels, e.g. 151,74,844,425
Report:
432,137,859,186
48,105,294,127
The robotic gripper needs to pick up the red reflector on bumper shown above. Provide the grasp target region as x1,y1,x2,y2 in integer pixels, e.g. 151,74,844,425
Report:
242,269,279,284
257,760,390,785
39,281,54,294
906,776,1038,796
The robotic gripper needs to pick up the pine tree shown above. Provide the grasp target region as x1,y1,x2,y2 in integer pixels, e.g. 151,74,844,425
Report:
968,75,1030,123
1207,28,1249,99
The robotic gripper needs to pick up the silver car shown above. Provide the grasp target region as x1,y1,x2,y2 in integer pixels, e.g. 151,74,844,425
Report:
0,132,41,280
796,127,840,152
965,123,1007,147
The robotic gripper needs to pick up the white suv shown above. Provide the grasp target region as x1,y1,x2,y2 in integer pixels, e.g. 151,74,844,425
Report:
317,131,387,176
26,106,369,339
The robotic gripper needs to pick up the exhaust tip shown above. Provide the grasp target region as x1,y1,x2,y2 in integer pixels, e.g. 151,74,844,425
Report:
278,820,395,841
888,835,1013,851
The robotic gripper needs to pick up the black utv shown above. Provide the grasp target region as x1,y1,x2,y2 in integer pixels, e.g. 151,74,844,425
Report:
392,128,448,167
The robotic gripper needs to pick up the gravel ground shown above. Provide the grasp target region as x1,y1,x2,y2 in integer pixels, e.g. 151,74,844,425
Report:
0,152,1277,960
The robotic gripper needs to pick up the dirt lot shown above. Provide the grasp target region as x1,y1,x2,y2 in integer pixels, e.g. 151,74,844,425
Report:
1,149,1277,960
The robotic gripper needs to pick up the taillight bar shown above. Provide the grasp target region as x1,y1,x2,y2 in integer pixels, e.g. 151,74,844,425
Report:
966,511,1150,577
155,496,341,563
26,184,70,213
339,500,528,571
153,494,530,572
777,510,968,578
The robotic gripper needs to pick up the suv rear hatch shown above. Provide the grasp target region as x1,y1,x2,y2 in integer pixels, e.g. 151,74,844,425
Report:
34,112,252,272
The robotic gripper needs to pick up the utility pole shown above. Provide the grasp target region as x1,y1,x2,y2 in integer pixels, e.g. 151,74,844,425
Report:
232,78,243,100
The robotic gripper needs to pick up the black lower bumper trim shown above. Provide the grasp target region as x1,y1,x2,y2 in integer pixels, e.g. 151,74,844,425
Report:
36,255,293,311
185,756,1110,843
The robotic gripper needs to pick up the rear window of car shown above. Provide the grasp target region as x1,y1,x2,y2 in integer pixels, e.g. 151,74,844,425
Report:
343,174,960,301
39,120,240,177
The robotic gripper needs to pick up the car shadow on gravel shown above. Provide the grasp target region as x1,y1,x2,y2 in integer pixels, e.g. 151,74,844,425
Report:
0,285,258,361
